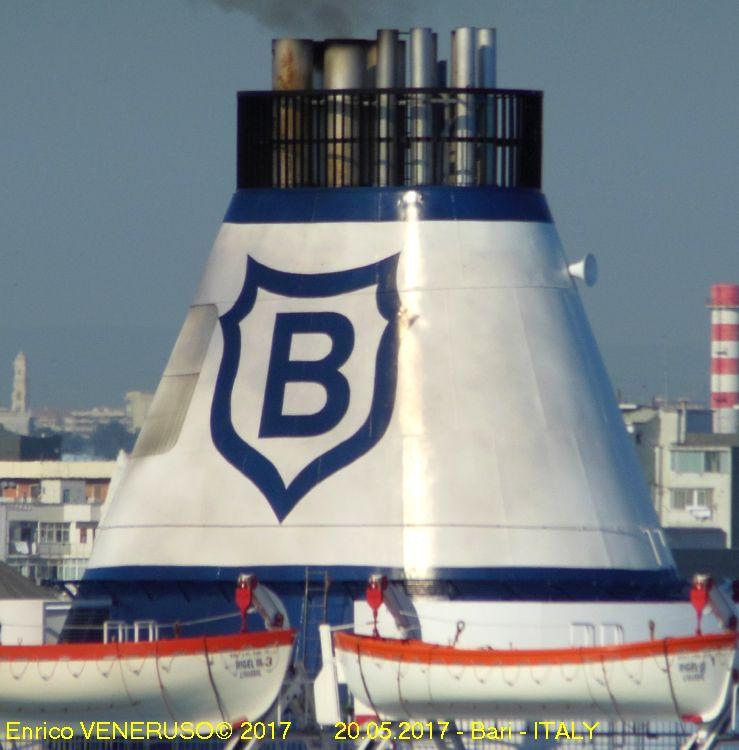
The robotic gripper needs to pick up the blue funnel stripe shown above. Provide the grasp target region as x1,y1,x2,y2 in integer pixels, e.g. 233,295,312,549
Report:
224,186,552,224
81,564,684,602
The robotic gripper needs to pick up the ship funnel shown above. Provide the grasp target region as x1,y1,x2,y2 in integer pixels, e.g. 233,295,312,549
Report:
79,26,678,643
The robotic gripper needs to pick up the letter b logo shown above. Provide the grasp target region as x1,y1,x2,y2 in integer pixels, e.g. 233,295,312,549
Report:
259,312,354,437
211,254,400,520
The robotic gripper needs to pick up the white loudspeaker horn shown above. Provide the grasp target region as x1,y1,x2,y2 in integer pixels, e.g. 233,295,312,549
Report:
568,254,598,286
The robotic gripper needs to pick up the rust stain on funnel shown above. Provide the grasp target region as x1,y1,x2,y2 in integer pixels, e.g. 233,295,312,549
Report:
272,39,314,90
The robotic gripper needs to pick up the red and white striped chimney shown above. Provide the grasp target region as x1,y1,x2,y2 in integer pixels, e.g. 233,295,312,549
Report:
709,283,739,434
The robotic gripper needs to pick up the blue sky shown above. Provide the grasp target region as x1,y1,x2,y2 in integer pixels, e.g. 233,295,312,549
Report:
1,1,737,408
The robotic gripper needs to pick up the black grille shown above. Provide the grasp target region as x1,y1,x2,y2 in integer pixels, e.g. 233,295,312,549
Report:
237,88,542,190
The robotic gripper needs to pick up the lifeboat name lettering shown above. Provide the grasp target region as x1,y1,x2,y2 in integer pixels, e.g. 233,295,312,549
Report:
229,651,274,678
678,659,707,682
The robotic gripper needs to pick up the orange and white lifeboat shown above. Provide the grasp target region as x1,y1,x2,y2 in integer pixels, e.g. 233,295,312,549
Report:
0,629,294,729
334,630,736,724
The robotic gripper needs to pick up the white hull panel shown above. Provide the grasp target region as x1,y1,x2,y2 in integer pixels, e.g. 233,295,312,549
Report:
90,217,673,576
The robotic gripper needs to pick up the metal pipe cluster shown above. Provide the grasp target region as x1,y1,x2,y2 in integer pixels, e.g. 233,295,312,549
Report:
268,27,499,188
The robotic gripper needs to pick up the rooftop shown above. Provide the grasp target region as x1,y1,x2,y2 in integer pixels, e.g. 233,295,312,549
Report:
0,459,117,479
0,562,58,600
683,432,739,448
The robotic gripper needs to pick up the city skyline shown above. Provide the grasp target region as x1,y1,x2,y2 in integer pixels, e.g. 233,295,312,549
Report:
1,1,738,408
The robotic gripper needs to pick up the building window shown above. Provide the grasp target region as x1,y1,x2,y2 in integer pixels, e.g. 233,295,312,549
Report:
705,451,725,472
1,481,18,499
670,488,714,520
62,488,71,503
60,558,86,581
670,450,727,474
38,522,70,544
9,521,35,544
89,482,108,501
78,523,98,544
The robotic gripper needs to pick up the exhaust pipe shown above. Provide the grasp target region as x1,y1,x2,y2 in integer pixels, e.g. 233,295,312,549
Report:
324,40,368,186
376,30,399,186
272,39,314,187
409,28,436,185
452,27,476,186
476,28,497,184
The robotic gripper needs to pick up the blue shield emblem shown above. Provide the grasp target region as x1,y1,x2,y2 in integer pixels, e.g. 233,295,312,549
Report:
211,254,400,521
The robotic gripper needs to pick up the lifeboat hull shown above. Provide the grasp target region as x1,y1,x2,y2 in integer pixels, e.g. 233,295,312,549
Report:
0,630,294,729
334,631,735,723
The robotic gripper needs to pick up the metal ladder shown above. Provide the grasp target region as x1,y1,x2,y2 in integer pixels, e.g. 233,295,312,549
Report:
297,568,330,678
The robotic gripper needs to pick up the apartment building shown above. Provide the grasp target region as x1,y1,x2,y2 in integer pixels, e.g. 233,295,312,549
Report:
0,459,118,584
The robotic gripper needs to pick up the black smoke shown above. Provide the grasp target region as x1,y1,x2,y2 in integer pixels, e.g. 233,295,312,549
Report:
203,0,427,37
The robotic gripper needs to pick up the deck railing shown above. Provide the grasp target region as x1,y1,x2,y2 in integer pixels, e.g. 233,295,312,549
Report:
237,88,542,190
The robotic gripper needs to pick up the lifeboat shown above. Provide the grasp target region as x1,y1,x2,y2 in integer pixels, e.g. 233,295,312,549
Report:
333,630,736,724
0,629,294,728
